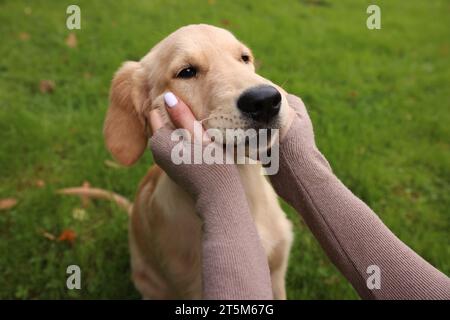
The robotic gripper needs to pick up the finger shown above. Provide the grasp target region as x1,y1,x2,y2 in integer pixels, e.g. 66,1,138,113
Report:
149,108,164,133
164,92,207,142
164,92,196,133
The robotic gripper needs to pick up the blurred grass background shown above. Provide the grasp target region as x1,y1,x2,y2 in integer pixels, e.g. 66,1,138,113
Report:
0,0,449,299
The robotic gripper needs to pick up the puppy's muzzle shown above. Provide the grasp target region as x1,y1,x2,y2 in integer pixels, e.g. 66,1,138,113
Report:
237,85,281,124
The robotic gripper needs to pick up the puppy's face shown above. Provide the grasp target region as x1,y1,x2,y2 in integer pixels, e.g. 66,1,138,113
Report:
104,24,289,165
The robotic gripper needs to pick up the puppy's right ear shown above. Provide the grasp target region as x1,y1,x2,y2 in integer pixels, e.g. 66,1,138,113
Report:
104,61,149,166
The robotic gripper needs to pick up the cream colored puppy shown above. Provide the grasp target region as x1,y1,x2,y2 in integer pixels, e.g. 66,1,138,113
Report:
103,24,293,299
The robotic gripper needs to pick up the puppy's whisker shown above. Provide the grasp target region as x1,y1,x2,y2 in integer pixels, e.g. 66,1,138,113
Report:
198,115,217,125
280,79,289,87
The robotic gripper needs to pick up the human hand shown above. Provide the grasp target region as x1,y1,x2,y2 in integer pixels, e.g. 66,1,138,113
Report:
279,94,316,149
148,92,241,203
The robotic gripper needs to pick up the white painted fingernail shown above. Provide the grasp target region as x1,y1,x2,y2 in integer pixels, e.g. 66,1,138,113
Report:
164,92,178,108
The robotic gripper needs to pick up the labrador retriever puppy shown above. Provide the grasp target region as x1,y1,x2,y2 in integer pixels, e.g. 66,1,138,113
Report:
103,24,293,299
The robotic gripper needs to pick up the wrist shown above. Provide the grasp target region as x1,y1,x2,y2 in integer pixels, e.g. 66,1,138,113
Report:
273,138,333,185
193,163,242,200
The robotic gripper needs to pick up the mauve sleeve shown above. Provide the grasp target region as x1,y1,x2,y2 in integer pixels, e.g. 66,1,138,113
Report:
150,127,273,300
269,94,450,299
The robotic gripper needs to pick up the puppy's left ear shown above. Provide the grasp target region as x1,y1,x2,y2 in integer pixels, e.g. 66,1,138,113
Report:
104,61,149,166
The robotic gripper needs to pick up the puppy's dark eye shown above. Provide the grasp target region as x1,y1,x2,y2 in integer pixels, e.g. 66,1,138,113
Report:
241,54,250,63
177,66,197,79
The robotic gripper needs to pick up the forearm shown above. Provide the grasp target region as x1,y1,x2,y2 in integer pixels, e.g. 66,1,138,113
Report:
150,127,273,299
271,141,450,299
196,171,273,300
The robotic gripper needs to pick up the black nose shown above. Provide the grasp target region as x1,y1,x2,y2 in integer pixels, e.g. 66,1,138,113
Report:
237,85,281,123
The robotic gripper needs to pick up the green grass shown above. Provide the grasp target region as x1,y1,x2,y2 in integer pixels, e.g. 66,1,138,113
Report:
0,0,448,299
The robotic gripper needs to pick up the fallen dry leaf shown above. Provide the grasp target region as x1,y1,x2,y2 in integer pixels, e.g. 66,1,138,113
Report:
37,228,56,241
0,198,18,210
19,32,30,41
439,44,449,57
58,229,76,244
39,80,55,93
35,179,45,188
42,231,56,241
221,19,231,26
65,32,78,48
104,159,124,169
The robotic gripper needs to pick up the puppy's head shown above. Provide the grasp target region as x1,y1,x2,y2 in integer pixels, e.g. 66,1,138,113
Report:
104,24,289,165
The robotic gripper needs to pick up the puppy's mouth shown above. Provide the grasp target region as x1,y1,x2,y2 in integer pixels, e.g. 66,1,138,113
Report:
203,111,282,147
202,86,285,147
247,116,282,131
211,126,278,152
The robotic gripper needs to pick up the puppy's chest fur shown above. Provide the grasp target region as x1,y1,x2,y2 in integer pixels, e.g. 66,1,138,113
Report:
130,164,292,299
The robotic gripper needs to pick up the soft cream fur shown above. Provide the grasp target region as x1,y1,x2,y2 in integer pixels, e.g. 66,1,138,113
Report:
104,24,294,299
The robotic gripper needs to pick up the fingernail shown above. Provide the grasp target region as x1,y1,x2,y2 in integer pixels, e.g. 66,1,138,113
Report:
164,92,178,108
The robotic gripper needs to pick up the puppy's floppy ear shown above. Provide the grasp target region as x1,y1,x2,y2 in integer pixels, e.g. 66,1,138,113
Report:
104,61,149,166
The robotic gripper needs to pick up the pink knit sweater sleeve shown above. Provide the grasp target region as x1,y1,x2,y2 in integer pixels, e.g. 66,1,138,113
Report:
269,95,450,299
